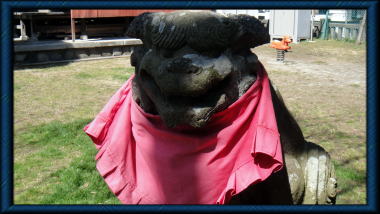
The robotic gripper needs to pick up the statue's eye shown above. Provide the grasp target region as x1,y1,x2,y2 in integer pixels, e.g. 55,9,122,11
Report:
222,19,231,26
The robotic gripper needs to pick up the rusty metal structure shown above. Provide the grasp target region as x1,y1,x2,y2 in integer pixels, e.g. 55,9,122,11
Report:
13,9,176,65
13,9,175,41
69,9,175,41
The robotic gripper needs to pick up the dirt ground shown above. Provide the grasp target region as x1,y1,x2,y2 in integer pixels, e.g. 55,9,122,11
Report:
253,40,366,204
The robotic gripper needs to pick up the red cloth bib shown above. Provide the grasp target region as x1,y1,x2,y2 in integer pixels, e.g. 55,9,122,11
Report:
84,64,283,204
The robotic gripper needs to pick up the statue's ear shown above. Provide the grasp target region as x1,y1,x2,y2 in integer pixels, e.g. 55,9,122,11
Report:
126,12,154,46
230,14,270,51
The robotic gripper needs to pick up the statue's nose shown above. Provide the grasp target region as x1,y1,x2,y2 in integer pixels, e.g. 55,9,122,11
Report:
167,58,200,74
151,53,232,97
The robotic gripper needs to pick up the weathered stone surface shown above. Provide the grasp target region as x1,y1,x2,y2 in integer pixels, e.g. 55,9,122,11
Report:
64,50,74,60
15,54,26,62
89,48,101,58
112,47,122,56
102,51,112,57
14,38,142,53
75,49,89,59
127,10,337,205
301,142,337,204
37,53,49,62
50,52,63,61
122,46,132,55
101,47,113,57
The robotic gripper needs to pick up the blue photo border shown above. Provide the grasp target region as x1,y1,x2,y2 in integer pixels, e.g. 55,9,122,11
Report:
1,0,378,213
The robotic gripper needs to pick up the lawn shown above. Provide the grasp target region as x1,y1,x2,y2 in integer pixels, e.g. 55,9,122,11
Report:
13,39,366,204
14,59,131,204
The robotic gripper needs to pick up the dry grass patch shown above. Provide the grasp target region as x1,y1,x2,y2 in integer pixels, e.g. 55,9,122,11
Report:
254,39,366,204
14,57,133,204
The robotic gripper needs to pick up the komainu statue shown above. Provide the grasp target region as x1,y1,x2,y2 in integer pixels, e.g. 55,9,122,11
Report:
84,10,337,204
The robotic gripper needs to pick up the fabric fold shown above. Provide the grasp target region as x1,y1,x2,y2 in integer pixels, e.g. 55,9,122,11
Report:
216,125,283,204
84,64,283,204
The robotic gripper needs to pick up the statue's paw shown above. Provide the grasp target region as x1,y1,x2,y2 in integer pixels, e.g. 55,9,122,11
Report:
302,142,337,204
326,176,337,204
284,154,305,204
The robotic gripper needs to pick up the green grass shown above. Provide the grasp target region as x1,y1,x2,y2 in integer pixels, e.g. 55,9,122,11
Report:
14,58,134,133
15,119,121,204
334,162,366,203
14,57,132,204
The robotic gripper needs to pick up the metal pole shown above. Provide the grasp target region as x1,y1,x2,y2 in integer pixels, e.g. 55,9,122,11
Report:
310,10,314,41
70,10,75,42
321,10,330,40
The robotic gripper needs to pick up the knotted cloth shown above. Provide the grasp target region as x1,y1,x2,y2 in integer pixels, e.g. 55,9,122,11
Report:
84,64,283,204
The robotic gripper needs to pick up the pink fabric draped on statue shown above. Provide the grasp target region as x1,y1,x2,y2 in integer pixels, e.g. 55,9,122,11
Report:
84,64,283,204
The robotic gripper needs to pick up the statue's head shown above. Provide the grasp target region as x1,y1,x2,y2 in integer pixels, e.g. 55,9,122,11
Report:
127,10,270,128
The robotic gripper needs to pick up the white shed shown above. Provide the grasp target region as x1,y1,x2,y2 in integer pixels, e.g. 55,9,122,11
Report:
269,10,312,43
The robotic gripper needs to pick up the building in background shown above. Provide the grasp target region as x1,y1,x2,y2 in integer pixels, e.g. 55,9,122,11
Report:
215,9,365,43
313,9,365,23
216,9,312,43
13,9,175,41
311,9,366,41
269,10,312,43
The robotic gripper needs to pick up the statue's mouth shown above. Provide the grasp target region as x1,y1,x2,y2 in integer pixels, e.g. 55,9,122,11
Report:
142,68,231,99
138,65,234,128
134,50,258,129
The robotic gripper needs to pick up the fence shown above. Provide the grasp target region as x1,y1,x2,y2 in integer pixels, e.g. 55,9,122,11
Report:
328,22,363,41
312,10,366,44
